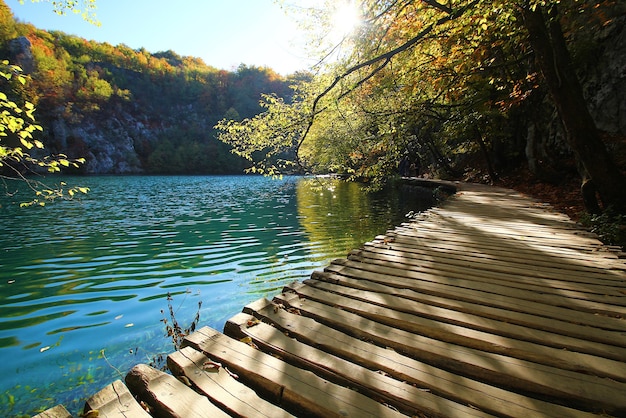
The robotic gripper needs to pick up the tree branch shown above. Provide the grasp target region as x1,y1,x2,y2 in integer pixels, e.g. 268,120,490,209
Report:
296,0,480,165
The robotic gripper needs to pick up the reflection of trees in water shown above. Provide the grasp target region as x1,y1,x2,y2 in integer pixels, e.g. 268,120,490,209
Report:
296,178,437,256
296,178,390,255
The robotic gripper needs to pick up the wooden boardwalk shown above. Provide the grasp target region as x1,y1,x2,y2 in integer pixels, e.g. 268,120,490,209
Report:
37,182,626,418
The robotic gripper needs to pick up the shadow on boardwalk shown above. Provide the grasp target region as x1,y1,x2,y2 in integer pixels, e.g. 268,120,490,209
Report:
37,181,626,418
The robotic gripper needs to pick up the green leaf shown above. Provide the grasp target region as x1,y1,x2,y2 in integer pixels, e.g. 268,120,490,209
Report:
19,138,34,149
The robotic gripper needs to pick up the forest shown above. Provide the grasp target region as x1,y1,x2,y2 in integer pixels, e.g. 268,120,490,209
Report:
1,0,626,242
0,0,301,175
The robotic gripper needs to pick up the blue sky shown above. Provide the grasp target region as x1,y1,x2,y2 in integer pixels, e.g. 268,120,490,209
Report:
5,0,318,74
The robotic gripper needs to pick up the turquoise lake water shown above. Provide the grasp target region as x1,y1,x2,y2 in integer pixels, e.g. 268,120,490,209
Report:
0,175,435,416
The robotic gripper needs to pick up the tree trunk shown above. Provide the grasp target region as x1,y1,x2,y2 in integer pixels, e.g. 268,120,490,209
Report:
521,3,626,213
475,126,498,183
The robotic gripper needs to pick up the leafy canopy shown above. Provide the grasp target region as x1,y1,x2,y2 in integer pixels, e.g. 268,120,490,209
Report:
217,0,623,191
18,0,99,25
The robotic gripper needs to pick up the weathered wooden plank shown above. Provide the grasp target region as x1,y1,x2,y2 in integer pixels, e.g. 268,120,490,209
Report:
275,288,626,415
402,219,602,247
311,270,626,360
125,363,230,418
298,278,626,380
380,237,623,277
322,263,626,341
428,205,581,226
346,250,626,309
83,379,151,418
238,298,596,418
372,233,625,268
32,405,72,418
183,326,407,418
300,278,626,380
327,260,626,322
225,310,495,418
428,206,590,230
419,204,590,230
364,243,626,303
362,240,626,288
384,226,621,260
167,346,295,418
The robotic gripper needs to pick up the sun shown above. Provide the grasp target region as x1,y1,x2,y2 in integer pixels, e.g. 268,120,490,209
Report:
330,2,361,39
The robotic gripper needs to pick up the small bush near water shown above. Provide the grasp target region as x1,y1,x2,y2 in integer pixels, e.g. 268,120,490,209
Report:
150,293,202,370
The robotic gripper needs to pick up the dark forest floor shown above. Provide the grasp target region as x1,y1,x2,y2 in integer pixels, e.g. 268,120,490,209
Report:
496,166,586,222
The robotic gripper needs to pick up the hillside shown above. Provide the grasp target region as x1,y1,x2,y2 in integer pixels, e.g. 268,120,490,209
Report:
0,0,302,174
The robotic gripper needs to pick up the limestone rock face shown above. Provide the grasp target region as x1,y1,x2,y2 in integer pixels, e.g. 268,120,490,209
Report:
583,15,626,136
50,115,146,174
8,36,34,73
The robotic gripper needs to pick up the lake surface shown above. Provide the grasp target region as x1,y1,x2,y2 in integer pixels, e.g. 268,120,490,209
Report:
0,175,435,416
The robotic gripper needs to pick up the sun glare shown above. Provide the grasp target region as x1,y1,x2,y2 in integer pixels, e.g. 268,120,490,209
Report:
331,2,361,39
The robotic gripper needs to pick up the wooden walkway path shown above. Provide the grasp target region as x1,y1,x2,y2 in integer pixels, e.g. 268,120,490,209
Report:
37,182,626,418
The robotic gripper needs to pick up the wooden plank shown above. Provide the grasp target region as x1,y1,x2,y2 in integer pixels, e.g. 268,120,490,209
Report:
425,203,587,228
403,219,602,246
183,326,408,418
312,270,626,360
125,363,230,418
363,240,626,288
380,234,623,272
379,222,624,265
428,206,590,230
384,226,620,260
275,288,626,416
327,260,626,322
352,247,626,306
372,233,625,269
348,249,626,308
322,263,626,339
364,241,626,298
225,309,495,418
32,405,72,418
428,205,581,226
374,228,617,262
83,379,151,418
238,298,595,418
167,346,295,418
301,278,626,380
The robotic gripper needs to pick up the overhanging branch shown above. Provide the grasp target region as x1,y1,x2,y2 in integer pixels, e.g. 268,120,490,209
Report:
296,0,480,166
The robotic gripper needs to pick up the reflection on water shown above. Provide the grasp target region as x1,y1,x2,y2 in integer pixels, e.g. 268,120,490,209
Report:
0,175,434,416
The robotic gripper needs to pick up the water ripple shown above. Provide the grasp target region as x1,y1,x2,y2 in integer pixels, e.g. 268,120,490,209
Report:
0,175,435,416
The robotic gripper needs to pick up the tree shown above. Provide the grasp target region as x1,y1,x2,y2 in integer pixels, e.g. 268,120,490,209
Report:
17,0,99,25
218,0,626,212
520,2,626,213
1,0,95,205
1,61,87,206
